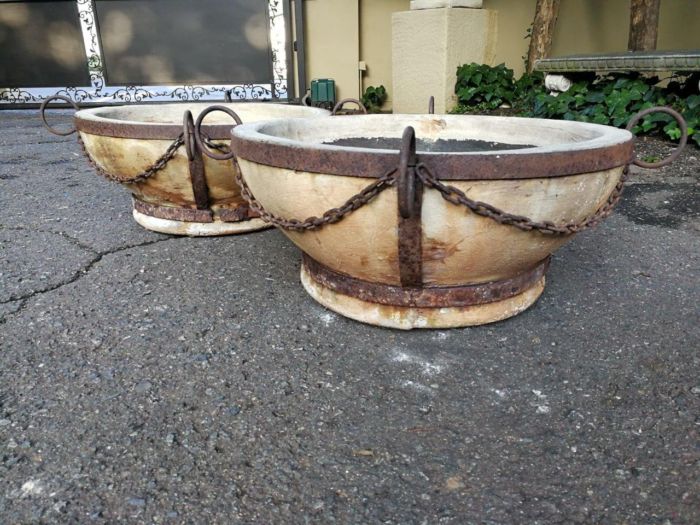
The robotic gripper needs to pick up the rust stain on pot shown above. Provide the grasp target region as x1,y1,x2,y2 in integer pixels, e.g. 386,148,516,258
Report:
423,238,460,263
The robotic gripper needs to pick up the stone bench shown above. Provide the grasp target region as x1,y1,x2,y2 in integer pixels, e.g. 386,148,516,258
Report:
534,50,700,92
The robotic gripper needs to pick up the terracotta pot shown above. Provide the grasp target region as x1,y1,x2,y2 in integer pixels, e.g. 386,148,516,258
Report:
74,103,329,236
231,114,634,329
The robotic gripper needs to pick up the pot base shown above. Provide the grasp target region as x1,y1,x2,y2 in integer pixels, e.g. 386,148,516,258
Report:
132,208,270,236
300,264,546,330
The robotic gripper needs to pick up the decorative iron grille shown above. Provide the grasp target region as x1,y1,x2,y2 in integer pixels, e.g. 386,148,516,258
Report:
0,0,296,106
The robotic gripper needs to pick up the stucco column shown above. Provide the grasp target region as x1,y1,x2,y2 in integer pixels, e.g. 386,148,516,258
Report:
392,5,497,113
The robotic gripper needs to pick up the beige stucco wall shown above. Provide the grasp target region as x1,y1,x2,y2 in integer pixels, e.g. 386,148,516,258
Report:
359,0,409,109
303,0,360,101
303,0,700,108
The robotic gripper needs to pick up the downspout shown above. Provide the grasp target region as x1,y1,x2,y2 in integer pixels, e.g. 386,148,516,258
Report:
358,0,363,99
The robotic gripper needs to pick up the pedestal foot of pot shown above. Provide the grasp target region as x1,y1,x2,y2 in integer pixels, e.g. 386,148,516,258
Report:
132,207,270,236
300,263,546,329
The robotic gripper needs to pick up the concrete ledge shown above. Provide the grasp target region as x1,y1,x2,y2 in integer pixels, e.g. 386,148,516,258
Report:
535,50,700,73
410,0,483,9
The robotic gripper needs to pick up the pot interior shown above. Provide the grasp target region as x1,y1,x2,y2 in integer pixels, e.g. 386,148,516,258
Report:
249,114,630,153
325,136,534,152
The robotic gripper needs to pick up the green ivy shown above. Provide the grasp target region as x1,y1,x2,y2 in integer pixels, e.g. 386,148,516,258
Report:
361,85,388,113
455,63,517,110
452,64,699,147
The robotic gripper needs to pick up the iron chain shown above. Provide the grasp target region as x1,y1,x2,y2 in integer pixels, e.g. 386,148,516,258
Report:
416,163,629,235
77,132,229,184
234,158,398,231
78,122,629,234
236,157,629,235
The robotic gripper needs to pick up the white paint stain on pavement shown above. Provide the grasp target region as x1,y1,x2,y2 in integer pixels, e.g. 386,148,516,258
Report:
391,350,444,377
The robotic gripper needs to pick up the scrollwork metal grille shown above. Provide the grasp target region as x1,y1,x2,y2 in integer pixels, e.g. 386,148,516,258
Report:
0,0,291,105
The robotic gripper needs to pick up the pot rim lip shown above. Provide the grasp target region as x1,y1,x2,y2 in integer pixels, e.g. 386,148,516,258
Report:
73,102,330,140
231,114,635,180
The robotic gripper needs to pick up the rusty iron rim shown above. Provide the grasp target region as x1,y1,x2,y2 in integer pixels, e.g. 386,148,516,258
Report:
73,103,326,140
231,122,634,180
133,198,258,223
76,117,234,140
303,254,550,308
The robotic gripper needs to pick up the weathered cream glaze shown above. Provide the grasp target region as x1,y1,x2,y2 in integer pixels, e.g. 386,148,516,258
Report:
232,114,632,328
238,159,623,286
76,103,329,235
132,209,268,236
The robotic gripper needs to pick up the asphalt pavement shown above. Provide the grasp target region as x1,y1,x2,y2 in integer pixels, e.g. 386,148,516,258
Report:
0,109,698,524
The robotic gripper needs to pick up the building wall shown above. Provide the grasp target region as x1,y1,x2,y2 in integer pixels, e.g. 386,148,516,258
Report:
302,0,700,109
359,0,409,109
303,0,360,102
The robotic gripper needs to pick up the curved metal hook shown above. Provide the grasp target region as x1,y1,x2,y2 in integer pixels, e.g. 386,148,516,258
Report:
331,98,368,115
39,95,79,136
626,106,687,168
193,105,243,161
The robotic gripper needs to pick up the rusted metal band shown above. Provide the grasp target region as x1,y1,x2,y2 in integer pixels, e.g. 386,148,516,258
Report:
218,206,261,222
397,127,423,287
183,111,210,210
133,198,257,223
303,255,550,308
75,118,234,140
133,198,213,223
231,135,633,180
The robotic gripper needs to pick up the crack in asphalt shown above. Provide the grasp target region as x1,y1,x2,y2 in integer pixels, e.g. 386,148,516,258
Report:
0,226,175,308
0,298,27,326
0,224,100,255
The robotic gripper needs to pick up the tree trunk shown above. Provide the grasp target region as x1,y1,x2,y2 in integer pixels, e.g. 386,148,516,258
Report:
526,0,561,74
628,0,660,51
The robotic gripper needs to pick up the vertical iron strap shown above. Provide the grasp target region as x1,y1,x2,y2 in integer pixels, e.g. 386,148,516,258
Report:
183,110,210,210
397,126,423,288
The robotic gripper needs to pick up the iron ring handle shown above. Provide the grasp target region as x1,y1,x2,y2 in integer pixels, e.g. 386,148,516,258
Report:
193,105,243,161
428,96,435,115
398,126,418,219
182,111,197,162
331,98,368,115
39,95,79,136
626,106,687,168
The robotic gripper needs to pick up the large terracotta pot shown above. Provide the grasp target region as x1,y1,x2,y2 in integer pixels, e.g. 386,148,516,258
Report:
231,114,635,329
73,102,329,235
